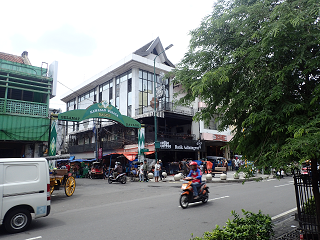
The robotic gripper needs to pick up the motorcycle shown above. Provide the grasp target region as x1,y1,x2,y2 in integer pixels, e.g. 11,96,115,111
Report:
179,177,209,209
108,172,127,184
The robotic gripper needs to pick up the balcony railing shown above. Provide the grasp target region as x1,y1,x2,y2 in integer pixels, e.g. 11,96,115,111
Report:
67,132,195,153
145,132,196,143
67,136,136,154
68,143,96,153
0,59,48,76
135,102,193,116
0,99,48,117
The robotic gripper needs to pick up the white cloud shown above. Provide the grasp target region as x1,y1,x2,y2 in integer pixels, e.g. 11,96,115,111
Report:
1,0,215,111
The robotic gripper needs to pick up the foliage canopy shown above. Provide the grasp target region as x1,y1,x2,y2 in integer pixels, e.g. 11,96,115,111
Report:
173,0,320,170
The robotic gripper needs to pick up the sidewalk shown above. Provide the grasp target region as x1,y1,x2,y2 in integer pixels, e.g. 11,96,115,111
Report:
155,170,271,183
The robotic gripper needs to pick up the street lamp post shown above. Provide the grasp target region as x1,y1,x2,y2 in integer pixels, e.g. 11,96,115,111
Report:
153,44,173,163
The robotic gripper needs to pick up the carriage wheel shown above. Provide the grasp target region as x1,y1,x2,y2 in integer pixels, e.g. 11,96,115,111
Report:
64,176,76,197
50,186,54,195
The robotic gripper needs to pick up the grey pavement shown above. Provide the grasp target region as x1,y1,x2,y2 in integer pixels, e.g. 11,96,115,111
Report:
145,170,300,239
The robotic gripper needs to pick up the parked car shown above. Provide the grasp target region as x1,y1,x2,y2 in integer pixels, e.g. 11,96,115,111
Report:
0,158,51,233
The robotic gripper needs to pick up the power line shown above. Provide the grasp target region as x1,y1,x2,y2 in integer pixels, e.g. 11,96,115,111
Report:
57,80,96,103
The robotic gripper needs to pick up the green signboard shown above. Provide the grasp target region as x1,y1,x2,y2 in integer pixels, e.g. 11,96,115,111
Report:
57,102,141,128
58,109,85,122
49,120,57,156
82,102,125,125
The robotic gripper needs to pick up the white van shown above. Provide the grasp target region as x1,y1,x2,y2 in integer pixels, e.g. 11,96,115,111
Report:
0,158,51,233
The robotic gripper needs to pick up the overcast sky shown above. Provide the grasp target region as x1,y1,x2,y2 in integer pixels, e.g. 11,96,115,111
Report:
1,0,215,111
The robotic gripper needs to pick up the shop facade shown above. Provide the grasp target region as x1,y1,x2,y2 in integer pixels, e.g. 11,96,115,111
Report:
60,37,233,164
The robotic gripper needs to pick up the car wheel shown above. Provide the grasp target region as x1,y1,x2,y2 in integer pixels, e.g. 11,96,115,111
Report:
4,208,31,233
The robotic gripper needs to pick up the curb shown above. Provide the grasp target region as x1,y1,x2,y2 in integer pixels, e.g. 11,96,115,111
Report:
159,176,268,184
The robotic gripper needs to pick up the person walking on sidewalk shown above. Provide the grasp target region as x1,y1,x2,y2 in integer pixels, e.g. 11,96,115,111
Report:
159,160,163,181
154,160,161,182
143,160,149,182
138,162,144,182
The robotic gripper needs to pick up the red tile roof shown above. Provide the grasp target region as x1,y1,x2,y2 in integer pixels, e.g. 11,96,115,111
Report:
0,52,25,64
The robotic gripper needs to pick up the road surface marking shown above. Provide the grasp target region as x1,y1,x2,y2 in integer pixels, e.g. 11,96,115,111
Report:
274,183,292,188
271,208,297,220
179,196,229,207
25,236,42,240
266,179,276,181
208,196,230,202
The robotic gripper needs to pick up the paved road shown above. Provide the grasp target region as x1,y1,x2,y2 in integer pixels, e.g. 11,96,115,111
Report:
0,177,296,240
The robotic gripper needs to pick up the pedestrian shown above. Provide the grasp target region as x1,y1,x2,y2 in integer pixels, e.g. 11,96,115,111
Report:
223,158,228,172
181,158,189,176
159,160,163,180
203,160,207,174
154,160,161,182
232,158,235,171
235,157,240,171
125,162,130,176
138,162,144,182
143,160,149,182
66,163,71,172
206,160,213,173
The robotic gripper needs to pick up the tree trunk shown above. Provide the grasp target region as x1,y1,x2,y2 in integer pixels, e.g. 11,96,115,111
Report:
311,158,320,237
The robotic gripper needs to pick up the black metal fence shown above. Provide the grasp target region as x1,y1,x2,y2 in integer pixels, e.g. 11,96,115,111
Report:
293,171,320,240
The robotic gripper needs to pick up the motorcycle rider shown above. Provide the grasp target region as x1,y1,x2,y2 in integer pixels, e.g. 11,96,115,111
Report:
187,161,202,199
113,162,122,178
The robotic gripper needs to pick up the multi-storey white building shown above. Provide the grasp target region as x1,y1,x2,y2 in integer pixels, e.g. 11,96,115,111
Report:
61,37,232,164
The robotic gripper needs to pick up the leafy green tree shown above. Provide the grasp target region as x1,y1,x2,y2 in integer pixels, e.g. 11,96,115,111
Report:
172,0,320,233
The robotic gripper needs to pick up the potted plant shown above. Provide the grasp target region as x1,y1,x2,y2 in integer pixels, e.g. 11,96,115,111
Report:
233,172,240,179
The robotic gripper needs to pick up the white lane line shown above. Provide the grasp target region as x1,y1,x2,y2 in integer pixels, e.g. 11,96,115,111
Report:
266,179,276,181
274,183,292,188
178,195,229,207
25,236,42,240
208,196,230,202
271,208,297,220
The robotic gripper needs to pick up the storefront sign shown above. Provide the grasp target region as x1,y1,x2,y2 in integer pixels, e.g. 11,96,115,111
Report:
159,140,203,151
138,127,145,155
49,120,57,156
58,102,141,128
213,134,227,142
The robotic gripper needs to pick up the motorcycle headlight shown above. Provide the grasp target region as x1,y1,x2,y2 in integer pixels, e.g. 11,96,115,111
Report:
181,184,188,190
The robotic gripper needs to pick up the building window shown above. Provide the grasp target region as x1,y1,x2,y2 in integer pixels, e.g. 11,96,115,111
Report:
78,88,96,103
127,78,132,117
204,115,220,130
0,86,5,98
99,79,113,104
127,105,132,117
67,98,76,111
115,79,120,108
138,69,157,114
115,70,132,111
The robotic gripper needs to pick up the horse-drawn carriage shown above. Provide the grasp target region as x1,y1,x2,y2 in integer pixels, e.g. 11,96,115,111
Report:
50,169,76,197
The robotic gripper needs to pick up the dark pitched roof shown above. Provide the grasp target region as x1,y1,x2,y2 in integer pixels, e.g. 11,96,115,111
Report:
133,37,175,68
0,52,25,64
